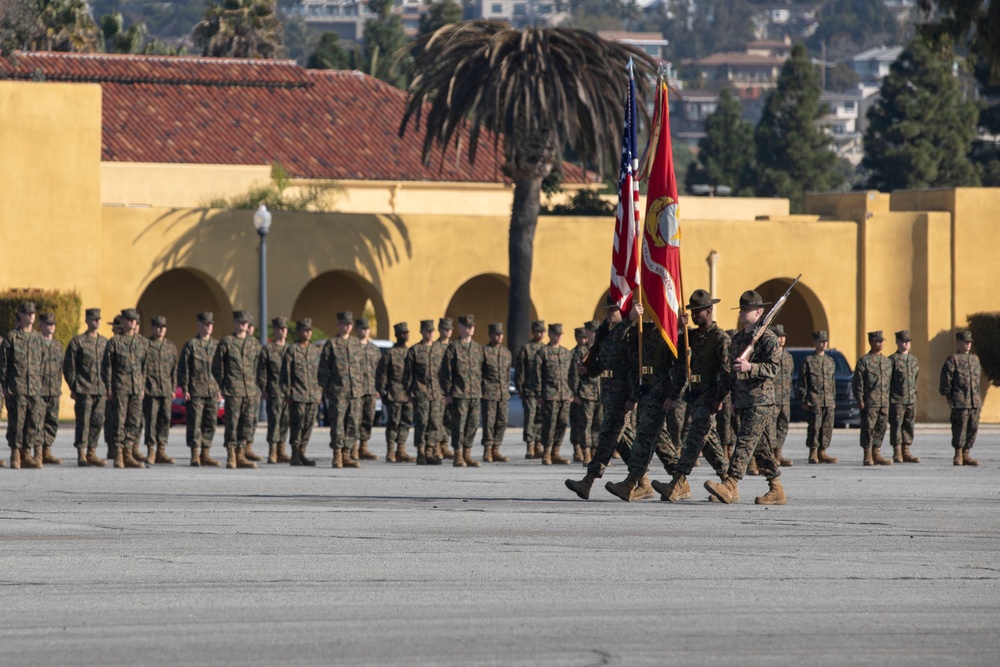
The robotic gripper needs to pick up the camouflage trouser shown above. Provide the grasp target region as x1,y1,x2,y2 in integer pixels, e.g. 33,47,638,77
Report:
716,396,733,448
6,394,44,450
73,394,105,450
590,401,603,448
626,380,670,478
668,399,689,450
143,395,171,449
774,402,790,451
805,406,834,452
328,393,360,450
430,399,446,446
522,395,541,444
674,401,728,478
860,405,888,451
246,392,261,443
889,403,915,448
385,400,412,446
585,381,636,478
223,395,256,449
449,398,480,450
289,401,318,448
950,408,980,451
440,400,455,444
570,398,599,449
352,393,376,444
186,397,218,450
105,396,118,448
40,395,59,448
413,398,441,449
728,405,779,482
540,399,570,451
112,393,144,448
481,398,508,448
266,393,290,445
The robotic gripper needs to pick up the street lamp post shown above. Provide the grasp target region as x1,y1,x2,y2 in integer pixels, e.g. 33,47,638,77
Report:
253,203,272,419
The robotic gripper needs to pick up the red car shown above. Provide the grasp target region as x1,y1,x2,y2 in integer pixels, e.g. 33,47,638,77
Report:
170,386,226,426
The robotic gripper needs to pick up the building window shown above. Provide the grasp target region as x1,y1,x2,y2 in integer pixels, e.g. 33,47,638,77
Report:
513,3,526,16
491,2,502,12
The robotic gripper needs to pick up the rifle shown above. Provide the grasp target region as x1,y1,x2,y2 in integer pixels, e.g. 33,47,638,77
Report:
736,274,801,362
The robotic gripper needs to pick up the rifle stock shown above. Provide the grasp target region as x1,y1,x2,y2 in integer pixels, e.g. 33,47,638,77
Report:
736,274,802,362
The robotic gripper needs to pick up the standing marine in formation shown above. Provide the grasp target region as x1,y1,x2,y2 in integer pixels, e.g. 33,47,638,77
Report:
796,330,838,464
888,329,920,463
376,322,415,463
514,320,546,459
353,318,382,462
178,311,221,467
102,309,148,469
319,311,363,469
403,320,444,465
939,330,982,466
281,318,322,466
853,330,892,466
143,315,177,465
212,310,260,469
258,316,291,464
532,323,573,465
770,324,794,466
37,312,64,466
480,322,511,463
2,302,43,469
64,307,108,467
440,315,484,467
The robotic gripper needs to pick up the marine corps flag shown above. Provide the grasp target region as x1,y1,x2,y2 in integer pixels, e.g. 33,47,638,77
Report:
608,59,641,317
638,79,683,356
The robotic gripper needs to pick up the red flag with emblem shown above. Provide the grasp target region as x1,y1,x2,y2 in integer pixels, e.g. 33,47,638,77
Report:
638,79,682,356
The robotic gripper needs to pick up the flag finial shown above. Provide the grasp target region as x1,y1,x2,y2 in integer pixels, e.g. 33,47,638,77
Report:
627,56,634,74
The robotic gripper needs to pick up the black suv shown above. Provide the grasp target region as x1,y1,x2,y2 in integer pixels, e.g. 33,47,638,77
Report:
787,347,861,428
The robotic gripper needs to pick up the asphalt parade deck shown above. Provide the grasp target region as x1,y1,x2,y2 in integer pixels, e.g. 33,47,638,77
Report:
2,424,998,666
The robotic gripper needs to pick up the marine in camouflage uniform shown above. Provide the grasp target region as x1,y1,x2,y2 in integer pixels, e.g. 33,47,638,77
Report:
514,320,546,459
433,318,455,459
351,317,382,462
564,300,639,499
318,311,364,468
531,323,573,465
211,310,260,469
796,330,838,464
403,320,444,465
281,318,322,466
651,291,731,503
770,324,794,466
143,315,177,465
584,321,604,457
376,322,415,463
705,290,786,505
37,313,64,465
569,325,600,464
2,302,45,469
888,329,920,464
241,321,264,463
257,316,291,464
101,308,149,469
64,307,108,466
177,311,221,466
852,330,893,466
102,315,123,461
440,314,484,467
480,322,511,463
939,330,982,466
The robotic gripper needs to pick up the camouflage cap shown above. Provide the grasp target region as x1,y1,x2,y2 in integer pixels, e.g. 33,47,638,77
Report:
531,320,546,333
895,330,911,342
420,319,435,333
584,320,598,332
355,318,370,329
151,315,167,328
120,308,139,321
812,330,828,342
271,316,288,329
769,324,786,337
488,322,503,336
38,312,56,325
457,314,475,327
868,330,884,342
548,323,563,336
957,330,973,343
197,312,213,325
336,311,353,325
393,322,409,336
574,326,586,338
18,301,36,315
734,290,771,310
85,308,101,320
296,317,313,332
233,310,251,324
247,314,255,326
438,317,454,330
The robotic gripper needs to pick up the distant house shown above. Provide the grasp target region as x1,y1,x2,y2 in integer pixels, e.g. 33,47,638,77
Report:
817,90,873,166
464,0,570,28
846,46,904,84
684,52,787,92
296,0,428,41
597,31,669,62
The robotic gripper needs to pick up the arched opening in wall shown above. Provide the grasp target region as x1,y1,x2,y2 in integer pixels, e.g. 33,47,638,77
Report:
291,271,388,342
445,274,537,345
749,278,829,348
137,268,232,348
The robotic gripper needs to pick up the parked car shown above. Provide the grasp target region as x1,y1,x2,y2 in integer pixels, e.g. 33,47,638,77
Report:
507,370,524,428
170,386,225,426
314,338,392,427
787,347,861,428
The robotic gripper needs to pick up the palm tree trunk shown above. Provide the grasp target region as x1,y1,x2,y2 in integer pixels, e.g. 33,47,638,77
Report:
507,176,542,355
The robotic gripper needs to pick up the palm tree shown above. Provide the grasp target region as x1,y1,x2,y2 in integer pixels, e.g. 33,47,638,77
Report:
193,0,283,59
400,21,655,353
16,0,101,52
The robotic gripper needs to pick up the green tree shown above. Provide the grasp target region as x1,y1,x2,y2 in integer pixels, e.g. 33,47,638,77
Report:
193,0,283,59
400,22,656,353
653,0,755,62
201,163,342,211
418,0,461,37
863,38,980,191
824,62,860,92
685,89,755,195
753,44,843,212
306,31,355,70
808,0,898,59
101,12,147,53
1,0,101,52
363,0,408,86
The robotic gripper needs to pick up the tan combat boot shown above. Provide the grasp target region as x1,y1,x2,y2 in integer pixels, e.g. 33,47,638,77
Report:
244,443,263,462
525,443,535,460
540,447,552,465
76,446,88,467
422,445,441,465
492,445,509,462
440,441,455,459
962,449,979,466
146,444,156,465
705,477,740,504
190,447,201,467
114,446,126,469
131,443,144,464
630,474,655,501
21,447,41,469
817,449,838,464
123,445,145,469
156,445,175,464
755,478,787,505
776,448,793,467
808,448,819,464
342,448,361,468
582,448,592,465
872,447,892,465
651,474,691,503
385,443,397,463
268,443,278,464
901,446,920,463
953,448,963,466
565,473,597,500
482,445,493,463
236,447,258,469
892,445,903,463
331,448,343,469
42,445,62,465
572,444,583,462
10,447,21,469
200,447,221,467
533,442,546,459
226,445,238,469
551,445,571,465
453,447,466,467
358,441,378,460
31,445,44,469
350,444,360,462
863,448,874,466
86,446,107,467
395,443,415,462
463,448,482,468
605,473,642,502
276,443,291,463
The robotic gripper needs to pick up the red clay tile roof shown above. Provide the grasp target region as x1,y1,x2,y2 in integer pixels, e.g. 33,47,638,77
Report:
0,51,594,184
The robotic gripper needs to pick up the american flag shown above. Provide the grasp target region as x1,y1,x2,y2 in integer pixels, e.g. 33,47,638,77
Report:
609,60,640,316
